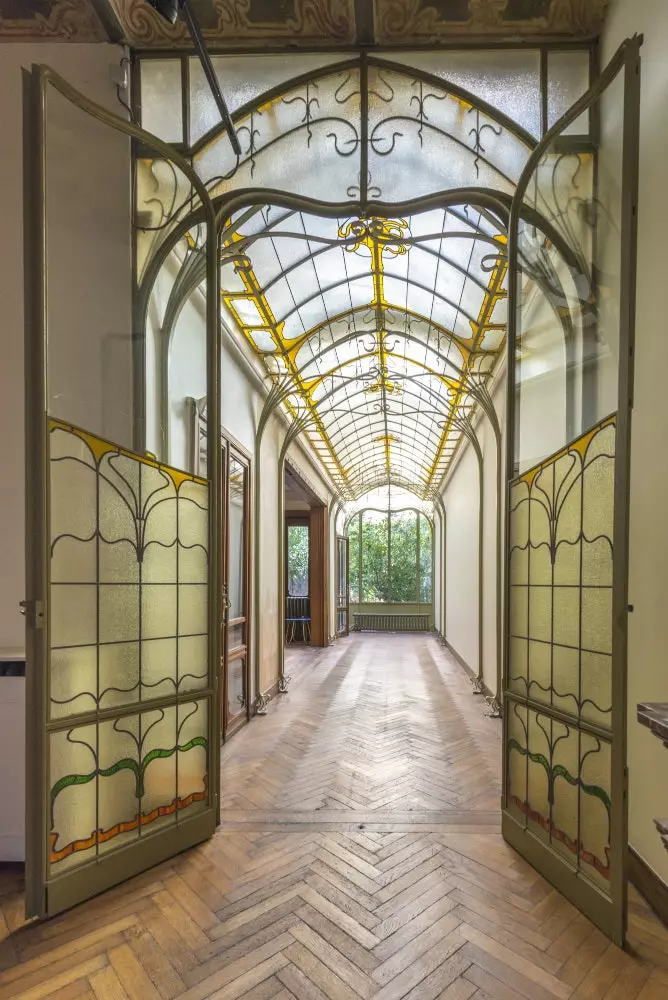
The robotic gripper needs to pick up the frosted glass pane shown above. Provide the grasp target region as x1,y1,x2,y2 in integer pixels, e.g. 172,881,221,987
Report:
528,588,551,642
179,584,208,636
142,637,177,700
143,492,178,582
50,646,97,720
581,588,612,655
526,710,550,846
527,638,550,704
50,724,97,872
194,68,361,203
551,724,580,865
579,735,611,888
47,422,211,877
179,635,208,692
380,49,541,138
227,656,246,719
548,51,590,135
51,584,97,648
141,584,177,639
508,637,528,694
99,641,140,709
141,707,177,833
189,54,346,143
552,588,579,647
581,651,612,727
551,644,579,716
177,700,208,811
99,539,139,584
366,65,529,202
99,584,139,643
506,702,528,824
98,716,140,855
140,59,183,143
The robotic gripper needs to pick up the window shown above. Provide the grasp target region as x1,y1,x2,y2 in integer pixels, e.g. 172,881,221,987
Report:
287,523,309,597
349,509,432,605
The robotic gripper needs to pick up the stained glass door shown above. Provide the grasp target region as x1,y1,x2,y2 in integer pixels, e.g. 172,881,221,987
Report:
24,66,221,918
502,37,641,944
336,535,349,637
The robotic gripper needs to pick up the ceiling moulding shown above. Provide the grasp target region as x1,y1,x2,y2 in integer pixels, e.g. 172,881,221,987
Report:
107,0,355,49
0,0,107,41
376,0,611,42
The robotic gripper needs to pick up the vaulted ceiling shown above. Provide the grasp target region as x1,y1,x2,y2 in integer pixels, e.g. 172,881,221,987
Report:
0,0,609,46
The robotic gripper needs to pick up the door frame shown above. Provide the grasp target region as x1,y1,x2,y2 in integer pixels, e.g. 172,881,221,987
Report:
502,36,641,945
24,65,221,918
336,535,350,637
222,438,252,741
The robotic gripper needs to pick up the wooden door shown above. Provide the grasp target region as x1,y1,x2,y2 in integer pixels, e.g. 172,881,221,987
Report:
223,450,250,738
336,535,350,637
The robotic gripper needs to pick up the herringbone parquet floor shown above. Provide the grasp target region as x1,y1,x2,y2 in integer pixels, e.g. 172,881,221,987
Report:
2,634,668,999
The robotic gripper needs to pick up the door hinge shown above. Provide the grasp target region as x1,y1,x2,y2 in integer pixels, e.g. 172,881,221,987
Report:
19,599,45,628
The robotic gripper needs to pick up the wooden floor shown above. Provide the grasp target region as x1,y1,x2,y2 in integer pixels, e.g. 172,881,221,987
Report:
2,634,668,1000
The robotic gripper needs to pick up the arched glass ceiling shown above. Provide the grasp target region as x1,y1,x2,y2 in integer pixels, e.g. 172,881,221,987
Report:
219,203,508,500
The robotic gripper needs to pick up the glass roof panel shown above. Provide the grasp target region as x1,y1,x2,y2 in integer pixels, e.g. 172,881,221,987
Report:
219,203,508,500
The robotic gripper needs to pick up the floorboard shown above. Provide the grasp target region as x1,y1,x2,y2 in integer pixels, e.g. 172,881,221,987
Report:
1,635,666,999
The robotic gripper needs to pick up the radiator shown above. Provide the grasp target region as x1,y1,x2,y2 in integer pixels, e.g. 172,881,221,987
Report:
352,613,431,632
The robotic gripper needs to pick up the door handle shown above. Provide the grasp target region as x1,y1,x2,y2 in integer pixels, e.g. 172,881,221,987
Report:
20,599,44,628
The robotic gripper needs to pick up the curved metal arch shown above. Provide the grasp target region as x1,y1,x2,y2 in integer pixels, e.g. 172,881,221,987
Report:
247,228,503,300
271,267,484,334
189,54,537,160
343,506,434,534
285,304,482,368
268,379,488,497
288,326,486,400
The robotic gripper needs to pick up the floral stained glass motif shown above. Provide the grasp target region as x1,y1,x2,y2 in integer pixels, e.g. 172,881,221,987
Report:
506,416,615,890
48,420,210,871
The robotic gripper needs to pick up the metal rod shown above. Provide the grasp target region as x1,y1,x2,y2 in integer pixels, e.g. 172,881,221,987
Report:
180,0,242,157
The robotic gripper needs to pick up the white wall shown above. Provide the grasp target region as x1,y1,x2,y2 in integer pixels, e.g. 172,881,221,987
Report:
481,376,506,696
443,441,480,674
603,0,668,886
441,374,505,697
148,282,334,700
0,42,129,658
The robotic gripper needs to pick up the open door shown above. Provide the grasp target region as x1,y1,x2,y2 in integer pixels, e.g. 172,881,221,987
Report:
23,67,221,918
336,535,350,638
223,449,251,738
503,38,641,944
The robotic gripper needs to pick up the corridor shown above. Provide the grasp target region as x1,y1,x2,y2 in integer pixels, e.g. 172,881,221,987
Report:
1,635,667,999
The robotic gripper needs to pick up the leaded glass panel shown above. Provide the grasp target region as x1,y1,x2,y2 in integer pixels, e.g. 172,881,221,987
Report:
48,422,210,876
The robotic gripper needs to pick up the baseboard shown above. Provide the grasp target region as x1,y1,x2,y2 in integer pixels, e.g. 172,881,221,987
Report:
629,846,668,927
263,681,279,702
0,834,25,863
440,637,494,699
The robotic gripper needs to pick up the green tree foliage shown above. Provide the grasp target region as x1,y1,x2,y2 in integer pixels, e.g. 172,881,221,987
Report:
287,524,309,596
361,512,389,602
391,511,418,602
348,516,360,602
347,509,432,604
